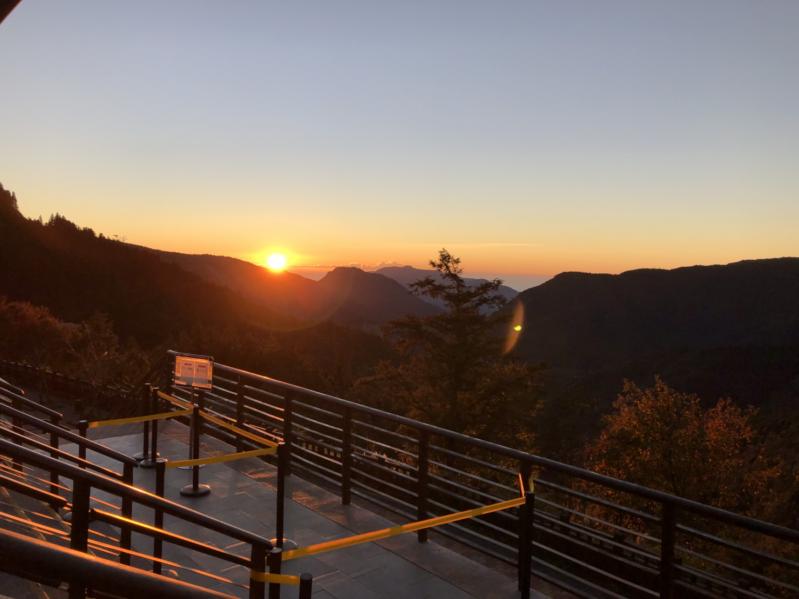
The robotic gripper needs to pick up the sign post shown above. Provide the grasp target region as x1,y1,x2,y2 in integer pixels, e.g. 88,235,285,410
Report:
173,354,213,497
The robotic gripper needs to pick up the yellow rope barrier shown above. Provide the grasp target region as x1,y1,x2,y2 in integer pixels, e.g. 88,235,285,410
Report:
156,390,278,447
282,495,526,561
198,410,278,448
249,572,301,585
157,390,192,410
87,408,192,429
166,445,277,469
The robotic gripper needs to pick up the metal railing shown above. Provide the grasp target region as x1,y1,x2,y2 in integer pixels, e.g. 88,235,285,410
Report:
0,526,232,598
0,436,281,598
0,381,315,598
164,351,799,599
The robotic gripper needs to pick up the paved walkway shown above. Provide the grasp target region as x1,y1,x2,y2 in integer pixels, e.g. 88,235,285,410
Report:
81,421,554,598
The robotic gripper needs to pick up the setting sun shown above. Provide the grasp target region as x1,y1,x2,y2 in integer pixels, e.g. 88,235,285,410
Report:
266,252,287,272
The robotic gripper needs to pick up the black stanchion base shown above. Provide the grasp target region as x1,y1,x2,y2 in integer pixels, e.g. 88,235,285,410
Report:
133,451,160,462
177,463,206,471
180,483,211,497
139,456,168,469
270,538,299,550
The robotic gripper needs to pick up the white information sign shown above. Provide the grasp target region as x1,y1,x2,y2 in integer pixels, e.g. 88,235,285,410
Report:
174,356,213,390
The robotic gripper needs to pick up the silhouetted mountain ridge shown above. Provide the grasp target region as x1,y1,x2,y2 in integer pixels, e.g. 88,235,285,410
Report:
151,253,441,328
316,267,441,326
514,259,799,372
0,185,288,345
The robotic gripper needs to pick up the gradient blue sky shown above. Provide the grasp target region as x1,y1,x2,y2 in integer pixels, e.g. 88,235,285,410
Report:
1,1,797,289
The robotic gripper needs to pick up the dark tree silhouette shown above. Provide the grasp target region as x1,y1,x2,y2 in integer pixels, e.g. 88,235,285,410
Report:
356,249,543,448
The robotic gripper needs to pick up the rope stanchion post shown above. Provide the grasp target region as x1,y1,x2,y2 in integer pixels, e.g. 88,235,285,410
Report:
154,461,166,574
150,386,160,461
180,403,211,497
267,547,283,599
517,461,534,598
298,573,313,599
341,407,352,505
249,541,268,599
416,430,430,543
140,386,167,469
134,384,151,462
275,443,287,548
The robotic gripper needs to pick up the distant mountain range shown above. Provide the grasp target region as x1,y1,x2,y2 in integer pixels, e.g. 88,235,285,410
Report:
152,252,441,329
374,266,518,308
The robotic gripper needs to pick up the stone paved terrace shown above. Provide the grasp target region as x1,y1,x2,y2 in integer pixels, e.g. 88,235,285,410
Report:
76,420,564,599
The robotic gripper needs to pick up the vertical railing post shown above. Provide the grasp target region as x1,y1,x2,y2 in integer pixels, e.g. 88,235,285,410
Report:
249,542,268,599
69,479,91,552
275,443,287,547
283,393,293,476
149,385,161,464
153,461,166,574
267,547,283,599
517,461,534,599
417,430,430,543
68,478,91,599
235,376,245,452
164,354,174,395
298,573,313,599
120,463,133,565
49,414,60,497
341,407,352,505
77,420,88,464
660,501,677,599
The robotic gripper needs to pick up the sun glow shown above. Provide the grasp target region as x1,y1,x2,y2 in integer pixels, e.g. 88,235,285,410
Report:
266,252,288,272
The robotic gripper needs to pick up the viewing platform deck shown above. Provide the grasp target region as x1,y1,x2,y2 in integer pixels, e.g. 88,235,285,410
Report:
83,421,558,599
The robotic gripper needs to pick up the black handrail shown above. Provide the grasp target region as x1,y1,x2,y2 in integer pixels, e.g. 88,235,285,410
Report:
205,358,799,544
0,401,136,466
0,471,67,507
91,508,251,567
0,420,121,479
0,527,234,598
0,385,63,420
0,376,25,397
0,436,272,548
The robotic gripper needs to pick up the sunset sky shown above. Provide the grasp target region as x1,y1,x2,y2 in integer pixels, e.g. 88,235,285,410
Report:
1,1,797,289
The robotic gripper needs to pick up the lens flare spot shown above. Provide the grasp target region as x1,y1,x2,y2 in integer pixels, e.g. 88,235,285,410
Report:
503,300,525,354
